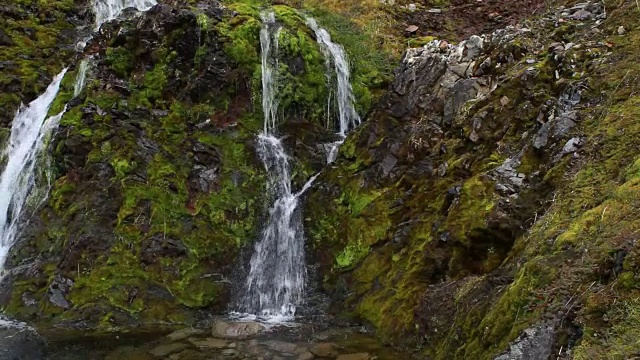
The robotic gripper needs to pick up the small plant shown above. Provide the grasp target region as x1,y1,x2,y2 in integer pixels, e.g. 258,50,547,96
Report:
196,13,209,31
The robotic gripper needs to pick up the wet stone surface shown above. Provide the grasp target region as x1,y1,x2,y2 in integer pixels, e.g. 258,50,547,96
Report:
26,318,412,359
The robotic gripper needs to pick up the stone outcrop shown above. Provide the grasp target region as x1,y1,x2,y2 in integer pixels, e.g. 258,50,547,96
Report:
306,0,640,358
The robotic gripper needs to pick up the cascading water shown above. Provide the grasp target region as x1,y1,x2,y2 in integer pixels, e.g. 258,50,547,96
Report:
0,69,68,277
93,0,157,29
74,59,90,97
239,12,318,321
306,18,361,163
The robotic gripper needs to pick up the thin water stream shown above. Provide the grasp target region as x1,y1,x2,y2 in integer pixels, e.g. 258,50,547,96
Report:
306,17,361,163
0,69,68,276
93,0,157,29
238,14,362,321
239,12,315,320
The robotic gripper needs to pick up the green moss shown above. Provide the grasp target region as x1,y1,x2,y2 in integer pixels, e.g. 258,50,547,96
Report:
106,47,134,78
216,5,262,70
302,8,393,113
445,175,496,244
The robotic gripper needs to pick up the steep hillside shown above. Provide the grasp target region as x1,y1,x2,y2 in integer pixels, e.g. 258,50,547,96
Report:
0,0,638,358
307,0,640,358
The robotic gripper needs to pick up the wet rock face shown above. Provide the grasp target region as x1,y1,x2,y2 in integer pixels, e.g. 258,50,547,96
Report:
1,1,265,333
0,326,45,360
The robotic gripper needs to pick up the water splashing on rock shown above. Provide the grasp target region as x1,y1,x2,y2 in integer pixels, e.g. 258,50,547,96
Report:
93,0,157,29
0,69,67,277
74,59,90,97
238,12,318,321
306,17,361,163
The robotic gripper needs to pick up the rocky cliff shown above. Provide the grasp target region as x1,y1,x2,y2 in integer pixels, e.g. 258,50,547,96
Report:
0,0,639,359
307,0,640,358
0,0,389,336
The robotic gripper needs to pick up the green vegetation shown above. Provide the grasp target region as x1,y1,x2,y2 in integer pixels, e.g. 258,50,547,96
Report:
0,0,81,124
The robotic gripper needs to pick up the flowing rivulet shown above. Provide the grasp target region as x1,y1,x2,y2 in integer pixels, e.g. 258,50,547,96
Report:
239,13,361,320
306,17,361,163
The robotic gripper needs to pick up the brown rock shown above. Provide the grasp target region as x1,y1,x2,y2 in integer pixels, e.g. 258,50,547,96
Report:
166,328,206,342
336,353,371,360
405,25,419,33
297,352,315,360
309,343,338,357
188,337,228,349
148,343,189,357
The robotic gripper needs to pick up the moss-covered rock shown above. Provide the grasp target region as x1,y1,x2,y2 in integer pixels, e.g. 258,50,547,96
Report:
0,0,92,127
304,0,640,358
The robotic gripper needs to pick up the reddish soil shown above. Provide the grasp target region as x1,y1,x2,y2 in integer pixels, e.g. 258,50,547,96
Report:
399,0,548,41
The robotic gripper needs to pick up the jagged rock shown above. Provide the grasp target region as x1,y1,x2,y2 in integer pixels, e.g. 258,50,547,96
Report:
494,326,555,360
462,35,484,61
188,165,220,193
381,154,397,177
48,276,73,309
141,235,188,265
562,137,584,154
0,28,14,46
570,9,592,20
0,326,44,360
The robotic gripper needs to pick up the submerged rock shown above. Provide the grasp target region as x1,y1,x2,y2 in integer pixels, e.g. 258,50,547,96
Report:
211,320,266,340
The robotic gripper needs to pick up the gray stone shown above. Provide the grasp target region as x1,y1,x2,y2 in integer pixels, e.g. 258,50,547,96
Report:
437,162,448,177
48,276,73,309
494,326,555,360
462,35,484,61
570,9,592,20
381,154,398,177
562,137,584,154
533,122,551,150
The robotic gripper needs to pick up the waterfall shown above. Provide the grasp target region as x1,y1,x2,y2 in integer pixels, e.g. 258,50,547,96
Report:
238,12,318,321
93,0,157,29
74,59,90,97
306,17,361,163
0,69,68,277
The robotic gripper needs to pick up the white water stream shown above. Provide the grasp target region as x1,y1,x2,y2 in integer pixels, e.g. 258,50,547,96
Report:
0,0,150,333
0,69,68,277
93,0,157,29
238,12,321,321
306,18,361,163
239,14,361,322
